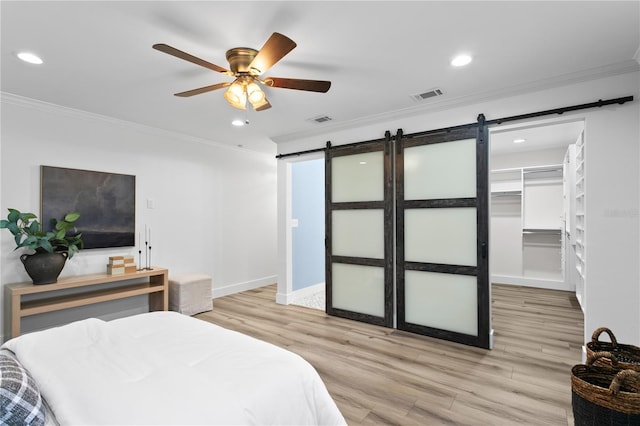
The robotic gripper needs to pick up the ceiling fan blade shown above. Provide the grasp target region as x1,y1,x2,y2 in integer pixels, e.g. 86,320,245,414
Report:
248,33,297,75
265,77,331,93
153,43,229,73
174,82,231,97
255,98,272,111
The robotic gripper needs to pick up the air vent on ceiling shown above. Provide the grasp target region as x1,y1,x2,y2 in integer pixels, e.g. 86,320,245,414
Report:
308,114,333,124
410,88,443,102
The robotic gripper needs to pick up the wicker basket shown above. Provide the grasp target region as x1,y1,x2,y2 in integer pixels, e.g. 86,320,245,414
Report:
571,352,640,426
587,327,640,371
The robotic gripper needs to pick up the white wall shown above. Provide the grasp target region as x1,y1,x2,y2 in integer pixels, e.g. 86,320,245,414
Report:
583,93,640,346
1,94,277,340
491,147,567,170
291,159,325,291
277,71,640,346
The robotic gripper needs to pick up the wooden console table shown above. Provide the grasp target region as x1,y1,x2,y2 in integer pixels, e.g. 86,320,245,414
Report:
7,267,168,338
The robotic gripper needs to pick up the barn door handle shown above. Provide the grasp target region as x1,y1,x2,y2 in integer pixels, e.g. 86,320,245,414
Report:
481,242,488,259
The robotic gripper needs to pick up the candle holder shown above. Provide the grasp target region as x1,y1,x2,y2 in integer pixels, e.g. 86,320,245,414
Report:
137,249,143,271
138,227,154,271
146,245,152,271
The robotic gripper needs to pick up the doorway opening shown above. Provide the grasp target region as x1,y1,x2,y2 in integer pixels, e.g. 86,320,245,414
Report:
489,117,585,293
276,154,326,308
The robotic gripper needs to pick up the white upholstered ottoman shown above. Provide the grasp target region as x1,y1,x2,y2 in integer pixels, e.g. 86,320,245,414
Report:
168,274,213,316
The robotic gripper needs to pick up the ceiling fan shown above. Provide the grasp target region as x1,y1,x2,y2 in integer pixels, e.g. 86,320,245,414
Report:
153,32,331,111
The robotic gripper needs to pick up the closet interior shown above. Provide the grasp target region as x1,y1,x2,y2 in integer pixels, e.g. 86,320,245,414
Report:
490,120,585,296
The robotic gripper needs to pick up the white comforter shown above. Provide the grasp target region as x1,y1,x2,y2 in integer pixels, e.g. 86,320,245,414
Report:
3,311,346,425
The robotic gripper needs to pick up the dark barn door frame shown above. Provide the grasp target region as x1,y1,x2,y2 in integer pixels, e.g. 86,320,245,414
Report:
395,120,490,348
325,133,394,327
324,119,489,347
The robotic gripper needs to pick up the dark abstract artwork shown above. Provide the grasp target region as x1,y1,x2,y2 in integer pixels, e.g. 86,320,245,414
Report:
41,166,136,249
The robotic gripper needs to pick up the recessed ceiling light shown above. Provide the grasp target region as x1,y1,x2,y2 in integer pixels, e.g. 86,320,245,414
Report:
231,119,245,127
513,138,526,144
17,52,43,65
451,54,472,67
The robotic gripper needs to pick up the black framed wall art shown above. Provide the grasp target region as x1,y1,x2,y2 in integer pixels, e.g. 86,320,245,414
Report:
40,166,136,249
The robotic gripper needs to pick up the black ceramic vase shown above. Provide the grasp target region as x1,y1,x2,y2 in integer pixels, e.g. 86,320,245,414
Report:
20,251,68,285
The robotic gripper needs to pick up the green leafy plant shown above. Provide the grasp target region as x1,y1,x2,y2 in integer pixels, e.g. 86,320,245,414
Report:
0,208,84,259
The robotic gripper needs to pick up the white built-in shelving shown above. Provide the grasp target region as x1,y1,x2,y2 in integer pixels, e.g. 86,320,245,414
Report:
563,144,577,303
574,131,586,311
490,164,565,287
490,168,524,279
522,165,564,281
490,168,522,195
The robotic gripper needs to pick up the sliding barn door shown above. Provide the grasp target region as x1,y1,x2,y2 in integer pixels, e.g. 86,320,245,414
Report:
396,125,490,348
325,138,393,327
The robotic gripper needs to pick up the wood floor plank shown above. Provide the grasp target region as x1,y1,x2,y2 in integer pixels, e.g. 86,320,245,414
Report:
196,283,583,425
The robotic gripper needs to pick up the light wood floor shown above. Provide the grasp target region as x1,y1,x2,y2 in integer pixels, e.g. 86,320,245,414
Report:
197,284,583,425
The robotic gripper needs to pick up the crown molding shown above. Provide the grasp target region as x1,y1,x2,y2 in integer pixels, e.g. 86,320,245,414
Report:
272,60,640,144
0,92,275,159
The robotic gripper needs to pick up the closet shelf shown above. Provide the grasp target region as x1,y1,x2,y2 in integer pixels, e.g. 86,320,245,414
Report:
491,190,521,196
522,228,562,233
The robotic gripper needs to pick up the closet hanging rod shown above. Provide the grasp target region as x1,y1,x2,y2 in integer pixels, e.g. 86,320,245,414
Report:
275,95,633,159
492,164,563,174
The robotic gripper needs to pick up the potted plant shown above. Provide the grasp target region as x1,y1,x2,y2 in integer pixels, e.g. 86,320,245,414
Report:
1,208,83,284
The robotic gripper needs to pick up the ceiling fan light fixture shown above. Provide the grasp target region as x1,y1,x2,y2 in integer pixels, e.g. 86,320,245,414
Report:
224,81,247,109
247,81,265,104
154,32,331,112
250,97,270,111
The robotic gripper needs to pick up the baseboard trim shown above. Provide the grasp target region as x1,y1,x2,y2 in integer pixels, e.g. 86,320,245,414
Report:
277,282,325,305
213,275,277,298
491,274,575,291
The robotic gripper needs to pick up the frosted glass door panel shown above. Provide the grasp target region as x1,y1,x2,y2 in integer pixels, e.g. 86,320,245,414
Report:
332,210,384,258
405,208,477,266
405,271,478,335
404,139,476,200
332,263,385,317
332,151,384,202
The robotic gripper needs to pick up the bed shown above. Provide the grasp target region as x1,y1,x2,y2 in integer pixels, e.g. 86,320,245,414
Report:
0,311,346,425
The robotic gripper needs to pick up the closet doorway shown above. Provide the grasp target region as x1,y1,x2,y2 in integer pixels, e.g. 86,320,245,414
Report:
489,118,585,293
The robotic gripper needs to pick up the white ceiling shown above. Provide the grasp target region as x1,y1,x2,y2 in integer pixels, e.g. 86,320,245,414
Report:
490,119,585,155
2,1,639,155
